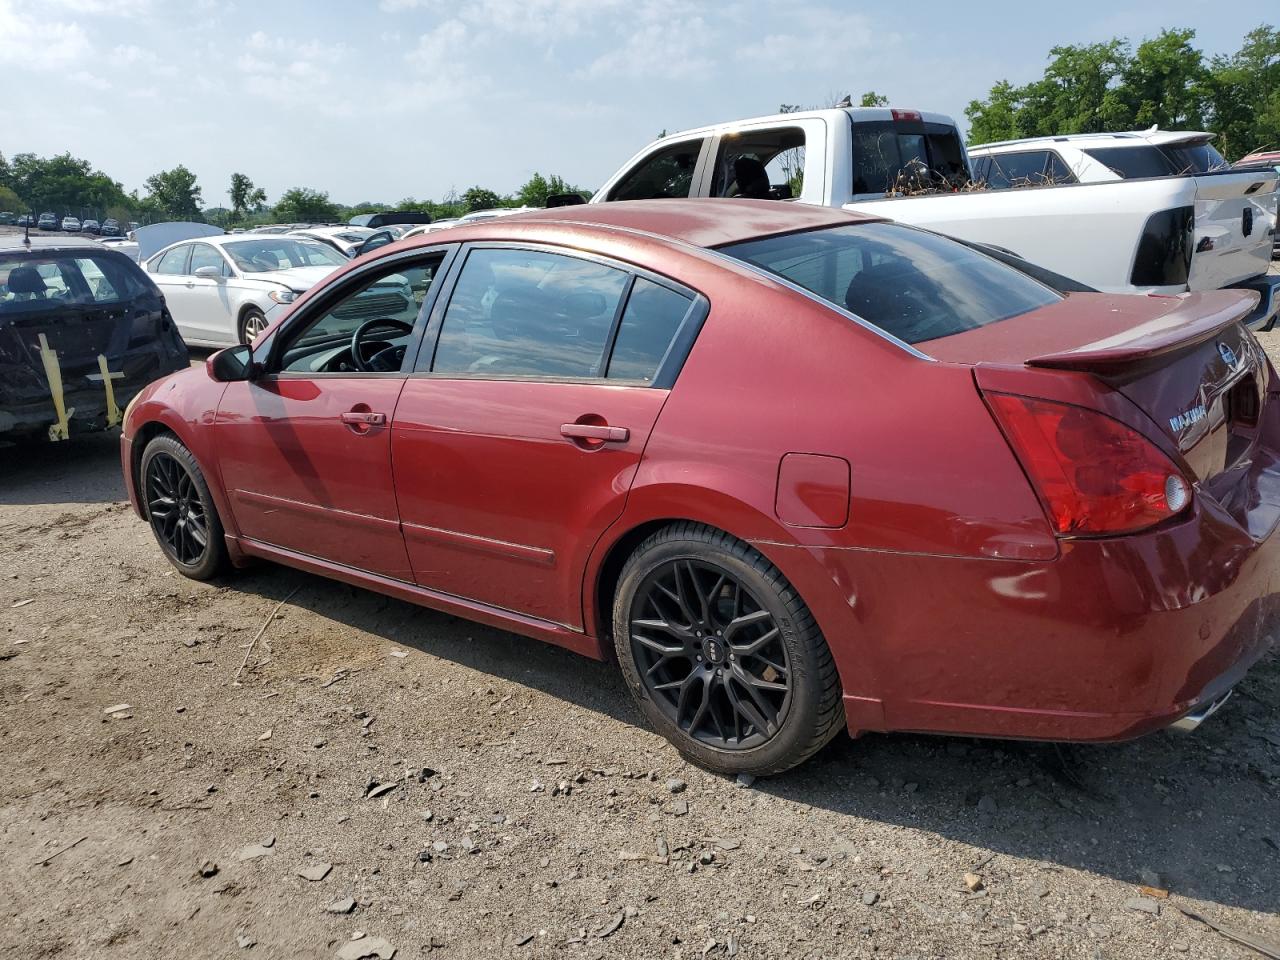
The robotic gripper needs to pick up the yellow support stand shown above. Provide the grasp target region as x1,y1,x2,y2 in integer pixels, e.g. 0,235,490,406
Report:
36,333,73,442
95,354,124,427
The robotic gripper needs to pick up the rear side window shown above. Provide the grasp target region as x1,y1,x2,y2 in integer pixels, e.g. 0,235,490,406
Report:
721,222,1060,345
607,278,693,382
710,127,806,200
1161,141,1227,174
608,139,705,201
983,151,1051,189
1083,146,1176,179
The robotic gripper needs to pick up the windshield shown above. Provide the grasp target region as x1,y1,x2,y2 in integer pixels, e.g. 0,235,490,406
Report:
224,238,346,272
721,222,1060,345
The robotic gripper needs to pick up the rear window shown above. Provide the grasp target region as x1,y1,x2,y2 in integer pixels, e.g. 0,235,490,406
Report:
851,120,969,196
0,252,147,312
721,222,1060,345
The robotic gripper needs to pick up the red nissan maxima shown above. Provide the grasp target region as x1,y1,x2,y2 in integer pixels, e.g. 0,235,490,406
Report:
120,200,1279,775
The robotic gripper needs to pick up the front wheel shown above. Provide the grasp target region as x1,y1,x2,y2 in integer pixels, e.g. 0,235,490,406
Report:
140,435,229,581
613,523,845,776
238,306,268,345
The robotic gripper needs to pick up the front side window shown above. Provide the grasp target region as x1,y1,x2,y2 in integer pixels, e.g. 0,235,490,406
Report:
223,238,347,273
429,248,628,378
721,222,1060,345
153,244,191,275
277,257,442,372
608,139,706,202
189,244,231,277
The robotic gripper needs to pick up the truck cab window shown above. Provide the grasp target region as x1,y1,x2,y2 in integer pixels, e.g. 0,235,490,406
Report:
710,128,806,200
608,139,706,201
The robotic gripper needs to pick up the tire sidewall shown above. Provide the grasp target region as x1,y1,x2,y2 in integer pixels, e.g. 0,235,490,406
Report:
239,307,266,345
613,534,828,776
139,435,227,580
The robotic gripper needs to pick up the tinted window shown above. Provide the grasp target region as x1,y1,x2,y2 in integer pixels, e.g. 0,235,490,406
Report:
851,120,969,195
1083,146,1176,179
983,151,1050,189
153,244,191,275
430,249,627,378
608,139,705,201
721,222,1060,345
1161,141,1227,174
189,243,231,277
607,278,693,382
1046,152,1077,184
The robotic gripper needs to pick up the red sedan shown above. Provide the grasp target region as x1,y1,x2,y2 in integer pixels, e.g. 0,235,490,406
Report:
121,200,1279,775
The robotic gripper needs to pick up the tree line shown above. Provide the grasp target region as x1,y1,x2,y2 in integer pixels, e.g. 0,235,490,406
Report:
965,24,1278,156
0,151,588,227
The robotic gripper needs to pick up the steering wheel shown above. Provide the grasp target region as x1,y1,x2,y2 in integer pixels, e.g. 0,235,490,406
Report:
351,317,414,372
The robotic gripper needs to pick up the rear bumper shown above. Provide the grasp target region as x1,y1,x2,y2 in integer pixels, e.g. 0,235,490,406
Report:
1228,273,1280,331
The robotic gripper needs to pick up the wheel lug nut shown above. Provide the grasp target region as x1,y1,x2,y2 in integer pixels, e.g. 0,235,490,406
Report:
696,656,702,662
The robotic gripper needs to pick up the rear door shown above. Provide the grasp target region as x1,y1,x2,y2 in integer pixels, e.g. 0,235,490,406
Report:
147,244,197,340
392,244,704,628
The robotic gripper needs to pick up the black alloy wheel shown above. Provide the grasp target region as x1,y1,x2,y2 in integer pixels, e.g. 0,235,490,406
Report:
140,435,229,580
631,558,792,750
613,523,844,776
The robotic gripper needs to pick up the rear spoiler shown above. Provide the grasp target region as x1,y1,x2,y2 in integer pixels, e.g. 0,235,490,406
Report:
1026,290,1260,372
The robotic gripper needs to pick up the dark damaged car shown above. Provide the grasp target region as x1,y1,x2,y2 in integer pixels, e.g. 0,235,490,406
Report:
1,237,188,443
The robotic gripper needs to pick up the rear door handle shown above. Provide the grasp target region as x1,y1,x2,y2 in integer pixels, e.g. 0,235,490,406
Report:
561,423,629,443
341,411,386,426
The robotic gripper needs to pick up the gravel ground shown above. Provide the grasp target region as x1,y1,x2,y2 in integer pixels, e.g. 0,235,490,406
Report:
1,283,1278,960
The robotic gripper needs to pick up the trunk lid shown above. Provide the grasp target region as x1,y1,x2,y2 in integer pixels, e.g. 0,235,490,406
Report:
924,290,1267,489
1186,169,1278,290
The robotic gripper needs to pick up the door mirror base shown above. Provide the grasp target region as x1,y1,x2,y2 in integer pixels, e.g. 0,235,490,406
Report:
206,344,261,382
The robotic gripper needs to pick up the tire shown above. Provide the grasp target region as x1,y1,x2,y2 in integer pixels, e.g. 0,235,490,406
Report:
139,435,229,581
238,306,268,345
612,522,845,776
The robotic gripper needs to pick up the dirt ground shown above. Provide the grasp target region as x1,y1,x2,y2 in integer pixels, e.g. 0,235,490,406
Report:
1,307,1278,959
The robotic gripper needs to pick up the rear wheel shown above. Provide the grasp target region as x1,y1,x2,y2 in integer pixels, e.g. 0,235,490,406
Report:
238,306,268,345
140,435,229,580
613,523,844,776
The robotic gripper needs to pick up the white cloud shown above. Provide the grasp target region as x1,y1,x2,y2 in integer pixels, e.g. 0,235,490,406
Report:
0,0,91,68
47,0,152,15
736,10,889,72
587,16,715,80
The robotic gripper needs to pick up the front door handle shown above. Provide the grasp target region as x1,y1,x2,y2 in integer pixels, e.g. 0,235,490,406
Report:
561,423,629,443
341,411,387,426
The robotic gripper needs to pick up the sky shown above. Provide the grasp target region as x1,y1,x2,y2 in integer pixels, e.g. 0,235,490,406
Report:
2,0,1271,208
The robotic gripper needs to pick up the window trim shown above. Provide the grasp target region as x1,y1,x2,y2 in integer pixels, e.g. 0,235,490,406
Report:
257,243,459,379
410,240,708,389
152,243,192,276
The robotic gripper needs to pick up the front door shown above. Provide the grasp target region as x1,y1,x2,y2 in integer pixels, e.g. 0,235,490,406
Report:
213,253,445,581
393,245,702,628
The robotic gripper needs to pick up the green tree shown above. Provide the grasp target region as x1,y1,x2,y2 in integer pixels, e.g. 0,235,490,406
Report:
273,187,338,223
859,91,889,107
1204,24,1280,158
514,172,580,207
0,184,22,213
144,165,203,221
1119,29,1208,129
461,186,503,211
228,172,267,221
7,152,132,216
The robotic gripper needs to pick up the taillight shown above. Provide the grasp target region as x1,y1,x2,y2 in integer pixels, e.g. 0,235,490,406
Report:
890,109,922,122
985,393,1192,536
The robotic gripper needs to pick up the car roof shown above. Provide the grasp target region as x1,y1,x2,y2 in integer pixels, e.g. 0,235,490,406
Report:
0,236,109,254
433,199,881,249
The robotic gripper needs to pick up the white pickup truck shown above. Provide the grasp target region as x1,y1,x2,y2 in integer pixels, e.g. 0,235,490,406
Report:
591,107,1280,329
